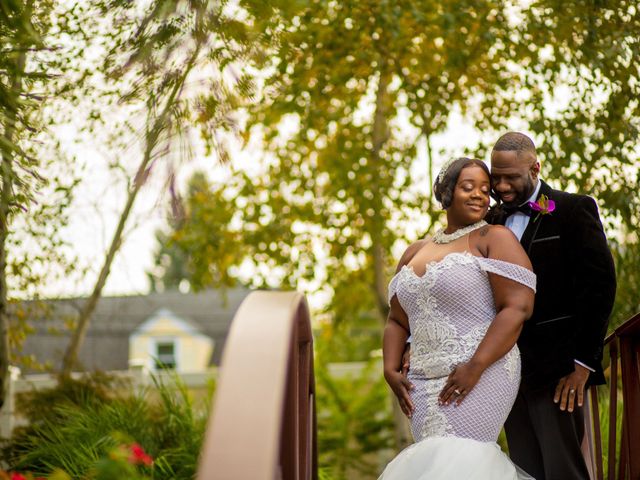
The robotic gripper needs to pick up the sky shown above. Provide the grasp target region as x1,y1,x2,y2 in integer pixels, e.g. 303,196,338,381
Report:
54,122,230,298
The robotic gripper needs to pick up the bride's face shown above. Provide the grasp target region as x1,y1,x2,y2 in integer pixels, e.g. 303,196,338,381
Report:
449,165,490,225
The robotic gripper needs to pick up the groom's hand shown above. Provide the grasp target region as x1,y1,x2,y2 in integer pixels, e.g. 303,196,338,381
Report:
384,370,415,418
401,343,411,377
554,363,590,412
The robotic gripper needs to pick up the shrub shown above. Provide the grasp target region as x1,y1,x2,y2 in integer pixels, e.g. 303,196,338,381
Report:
1,372,214,479
316,356,394,480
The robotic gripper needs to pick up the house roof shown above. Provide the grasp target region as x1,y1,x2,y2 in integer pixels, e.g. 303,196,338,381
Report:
17,288,251,373
132,307,210,337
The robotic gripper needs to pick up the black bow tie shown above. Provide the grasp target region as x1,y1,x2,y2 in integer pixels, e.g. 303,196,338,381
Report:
503,203,532,217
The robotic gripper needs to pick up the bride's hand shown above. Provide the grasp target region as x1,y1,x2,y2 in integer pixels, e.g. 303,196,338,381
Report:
384,370,415,418
438,361,484,406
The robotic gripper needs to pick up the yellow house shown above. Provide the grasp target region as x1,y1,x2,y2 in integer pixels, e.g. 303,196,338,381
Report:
129,308,214,373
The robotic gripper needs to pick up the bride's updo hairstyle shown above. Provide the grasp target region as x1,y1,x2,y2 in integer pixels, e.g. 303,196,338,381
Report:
434,157,490,209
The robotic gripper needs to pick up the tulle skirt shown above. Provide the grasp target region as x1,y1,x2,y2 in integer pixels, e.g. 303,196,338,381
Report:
378,436,534,480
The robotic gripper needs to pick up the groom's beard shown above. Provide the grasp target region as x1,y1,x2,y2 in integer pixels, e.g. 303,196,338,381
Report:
501,177,536,207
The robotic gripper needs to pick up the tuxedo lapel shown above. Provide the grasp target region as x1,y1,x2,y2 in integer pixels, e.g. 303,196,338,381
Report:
521,215,541,255
520,181,553,255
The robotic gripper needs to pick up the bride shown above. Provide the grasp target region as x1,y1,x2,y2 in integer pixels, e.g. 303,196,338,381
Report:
381,157,536,479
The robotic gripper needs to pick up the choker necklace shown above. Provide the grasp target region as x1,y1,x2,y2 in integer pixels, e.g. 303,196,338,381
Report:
432,220,488,244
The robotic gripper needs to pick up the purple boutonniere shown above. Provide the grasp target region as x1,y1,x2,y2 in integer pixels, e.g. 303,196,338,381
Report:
528,194,556,222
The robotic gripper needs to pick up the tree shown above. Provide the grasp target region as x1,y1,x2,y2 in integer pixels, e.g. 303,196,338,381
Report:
146,171,242,293
511,0,640,225
160,0,640,325
610,240,640,328
514,0,640,328
246,0,526,324
0,0,78,406
151,0,527,447
60,0,298,373
151,0,640,451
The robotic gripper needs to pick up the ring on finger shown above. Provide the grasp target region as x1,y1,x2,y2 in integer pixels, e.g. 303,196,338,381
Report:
569,388,576,394
454,389,461,395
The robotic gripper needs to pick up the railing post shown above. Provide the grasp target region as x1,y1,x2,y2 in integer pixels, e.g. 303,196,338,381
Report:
618,420,627,480
619,335,640,479
295,302,316,480
281,314,300,480
592,312,640,480
590,386,603,480
608,338,618,480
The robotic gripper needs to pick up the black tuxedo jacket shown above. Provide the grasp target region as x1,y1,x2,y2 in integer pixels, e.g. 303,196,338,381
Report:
489,181,616,391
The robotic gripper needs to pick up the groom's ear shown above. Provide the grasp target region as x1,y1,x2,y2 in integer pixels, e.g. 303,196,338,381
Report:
530,161,541,179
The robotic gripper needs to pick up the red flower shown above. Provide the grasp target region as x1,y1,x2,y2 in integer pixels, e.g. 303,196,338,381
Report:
10,474,27,480
128,443,153,466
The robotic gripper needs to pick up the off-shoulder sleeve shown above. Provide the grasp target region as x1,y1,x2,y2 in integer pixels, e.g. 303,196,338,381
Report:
388,273,401,306
476,257,537,292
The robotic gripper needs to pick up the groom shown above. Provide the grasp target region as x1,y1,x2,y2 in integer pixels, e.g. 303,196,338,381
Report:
488,132,616,479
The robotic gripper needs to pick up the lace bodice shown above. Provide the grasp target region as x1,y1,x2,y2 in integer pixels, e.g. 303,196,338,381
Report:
387,250,536,443
389,252,536,379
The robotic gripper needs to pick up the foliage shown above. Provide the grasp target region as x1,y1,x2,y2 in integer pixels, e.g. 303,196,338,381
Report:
147,171,244,292
610,241,640,330
2,442,154,480
90,441,154,480
60,0,292,371
243,0,526,319
151,0,640,337
596,382,623,476
515,0,640,229
138,31,640,469
11,371,126,426
145,1,640,459
0,0,83,406
149,0,528,321
1,372,213,480
315,342,394,480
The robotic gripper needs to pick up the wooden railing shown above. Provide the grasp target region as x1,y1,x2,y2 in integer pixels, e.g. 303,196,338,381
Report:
196,291,317,480
590,312,640,480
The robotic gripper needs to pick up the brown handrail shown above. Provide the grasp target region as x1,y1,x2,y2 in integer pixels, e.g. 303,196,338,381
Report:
591,311,640,480
196,291,317,480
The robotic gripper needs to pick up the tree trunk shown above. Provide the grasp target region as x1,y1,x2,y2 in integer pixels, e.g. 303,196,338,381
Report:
61,50,198,374
422,124,440,231
0,50,26,407
370,70,391,321
369,70,413,449
424,127,435,216
60,154,150,374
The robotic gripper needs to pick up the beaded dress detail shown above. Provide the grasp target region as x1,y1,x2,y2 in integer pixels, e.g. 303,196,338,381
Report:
379,234,536,480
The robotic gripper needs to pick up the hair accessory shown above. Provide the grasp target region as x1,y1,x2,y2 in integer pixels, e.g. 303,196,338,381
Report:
437,158,457,184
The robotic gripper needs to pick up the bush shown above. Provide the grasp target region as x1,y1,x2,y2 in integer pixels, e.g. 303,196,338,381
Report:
1,372,214,479
315,356,394,480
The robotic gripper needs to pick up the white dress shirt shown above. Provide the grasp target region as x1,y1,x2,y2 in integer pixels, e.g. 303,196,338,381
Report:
504,180,541,241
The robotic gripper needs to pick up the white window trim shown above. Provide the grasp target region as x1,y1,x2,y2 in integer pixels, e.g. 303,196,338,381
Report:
150,337,181,372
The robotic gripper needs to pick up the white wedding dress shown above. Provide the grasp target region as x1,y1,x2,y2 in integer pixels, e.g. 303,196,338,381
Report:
380,241,537,480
